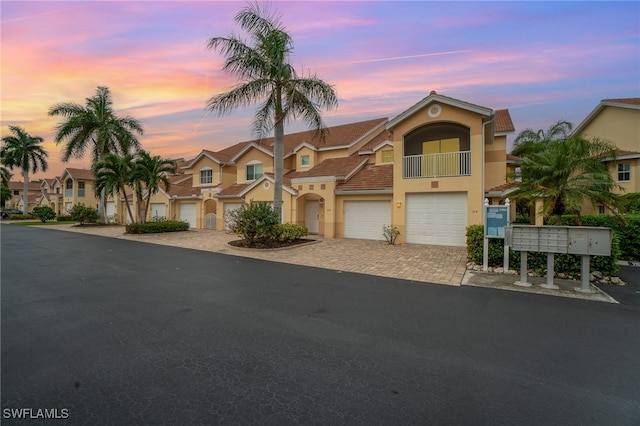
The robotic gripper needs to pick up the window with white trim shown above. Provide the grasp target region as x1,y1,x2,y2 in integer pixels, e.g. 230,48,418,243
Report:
381,150,394,163
78,181,85,197
301,155,310,167
200,167,213,184
246,161,263,180
618,162,631,182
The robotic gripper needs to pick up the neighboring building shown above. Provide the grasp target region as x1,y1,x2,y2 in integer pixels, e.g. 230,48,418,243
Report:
170,92,515,246
5,181,41,212
573,98,640,215
59,168,100,214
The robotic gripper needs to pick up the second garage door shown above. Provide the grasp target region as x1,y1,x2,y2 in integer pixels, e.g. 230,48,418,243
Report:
344,201,390,241
406,192,467,246
179,203,197,228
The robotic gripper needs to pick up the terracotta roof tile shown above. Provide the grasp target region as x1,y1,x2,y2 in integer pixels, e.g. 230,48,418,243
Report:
359,129,393,151
336,164,393,192
167,180,202,197
506,153,521,162
217,182,251,196
601,98,640,106
485,182,517,194
289,156,367,179
8,181,42,190
495,109,515,133
64,168,95,180
238,118,388,156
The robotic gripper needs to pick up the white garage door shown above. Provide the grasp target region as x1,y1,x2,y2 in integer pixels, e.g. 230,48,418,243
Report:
106,201,116,217
406,192,467,246
224,202,243,231
149,203,166,219
344,201,390,241
179,203,197,228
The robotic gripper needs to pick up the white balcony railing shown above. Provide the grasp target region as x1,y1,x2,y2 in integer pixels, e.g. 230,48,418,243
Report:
402,151,471,178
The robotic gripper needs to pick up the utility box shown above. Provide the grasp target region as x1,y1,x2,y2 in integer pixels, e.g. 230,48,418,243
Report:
568,227,611,256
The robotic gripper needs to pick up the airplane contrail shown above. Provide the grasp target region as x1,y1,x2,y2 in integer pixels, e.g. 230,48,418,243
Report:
318,50,473,67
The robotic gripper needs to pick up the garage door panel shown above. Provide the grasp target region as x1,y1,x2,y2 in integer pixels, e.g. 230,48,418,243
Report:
344,201,390,241
179,203,197,228
406,193,467,246
150,203,166,219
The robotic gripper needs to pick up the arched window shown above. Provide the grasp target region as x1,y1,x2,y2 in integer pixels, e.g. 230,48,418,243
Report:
246,160,263,181
200,167,213,184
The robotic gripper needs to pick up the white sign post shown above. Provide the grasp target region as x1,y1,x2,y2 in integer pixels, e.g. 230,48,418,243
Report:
483,198,510,272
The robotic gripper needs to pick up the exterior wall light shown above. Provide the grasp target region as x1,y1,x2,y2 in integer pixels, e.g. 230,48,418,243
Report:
396,201,402,208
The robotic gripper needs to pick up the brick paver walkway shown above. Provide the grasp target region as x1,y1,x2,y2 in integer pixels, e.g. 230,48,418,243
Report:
45,225,468,285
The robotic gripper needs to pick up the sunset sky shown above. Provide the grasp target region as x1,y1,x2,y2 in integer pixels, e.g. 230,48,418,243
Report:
2,0,639,180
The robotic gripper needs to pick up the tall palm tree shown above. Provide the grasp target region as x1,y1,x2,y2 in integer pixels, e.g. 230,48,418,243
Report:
132,150,176,223
508,135,622,225
206,3,338,219
1,125,48,213
511,120,573,158
49,86,144,219
92,153,136,224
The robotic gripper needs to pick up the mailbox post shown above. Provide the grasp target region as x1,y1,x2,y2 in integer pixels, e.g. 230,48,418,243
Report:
506,225,612,294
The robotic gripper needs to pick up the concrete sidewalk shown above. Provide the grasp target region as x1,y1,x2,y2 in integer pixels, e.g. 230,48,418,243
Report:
19,223,619,302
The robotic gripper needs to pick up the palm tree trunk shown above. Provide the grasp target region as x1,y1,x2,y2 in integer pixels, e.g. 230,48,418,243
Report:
98,188,106,222
273,119,285,222
22,168,29,214
120,186,135,224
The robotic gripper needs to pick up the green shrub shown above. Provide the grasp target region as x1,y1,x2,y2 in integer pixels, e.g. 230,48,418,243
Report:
619,193,640,214
33,206,56,223
8,213,36,220
57,215,73,222
69,204,98,225
126,220,189,234
226,201,279,244
273,223,308,242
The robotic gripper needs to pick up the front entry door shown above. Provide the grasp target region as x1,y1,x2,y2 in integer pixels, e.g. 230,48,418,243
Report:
305,200,320,234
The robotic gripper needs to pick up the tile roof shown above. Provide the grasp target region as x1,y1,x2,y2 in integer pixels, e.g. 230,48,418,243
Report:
217,182,251,197
506,153,521,162
237,118,388,156
359,129,393,151
495,109,515,133
289,156,367,180
167,180,202,198
601,98,640,106
335,164,393,192
64,168,95,180
8,181,42,190
485,182,518,195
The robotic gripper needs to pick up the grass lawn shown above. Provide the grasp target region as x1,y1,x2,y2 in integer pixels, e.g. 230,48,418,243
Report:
9,221,77,226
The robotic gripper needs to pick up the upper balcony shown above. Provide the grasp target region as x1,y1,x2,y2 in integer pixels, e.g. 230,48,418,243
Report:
402,151,471,178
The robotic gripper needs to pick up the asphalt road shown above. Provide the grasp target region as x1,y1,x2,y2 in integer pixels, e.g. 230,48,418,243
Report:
2,225,639,425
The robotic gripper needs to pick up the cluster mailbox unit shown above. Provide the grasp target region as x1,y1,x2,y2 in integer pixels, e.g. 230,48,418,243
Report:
506,225,612,293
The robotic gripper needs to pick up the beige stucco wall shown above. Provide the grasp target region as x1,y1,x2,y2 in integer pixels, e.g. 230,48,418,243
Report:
235,149,273,183
374,146,394,165
293,180,337,237
579,106,640,152
389,102,487,243
485,134,507,192
185,157,222,187
294,147,318,171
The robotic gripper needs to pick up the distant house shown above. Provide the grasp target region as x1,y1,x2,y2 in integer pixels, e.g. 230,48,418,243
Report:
6,181,41,212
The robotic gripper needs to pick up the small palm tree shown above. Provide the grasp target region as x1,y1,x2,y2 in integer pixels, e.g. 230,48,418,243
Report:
509,135,622,225
49,86,144,219
132,150,176,223
206,3,338,219
1,126,48,213
0,165,12,187
511,120,573,158
92,153,136,224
